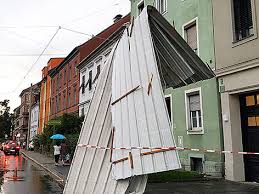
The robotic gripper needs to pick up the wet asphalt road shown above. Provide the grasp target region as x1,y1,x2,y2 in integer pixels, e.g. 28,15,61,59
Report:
1,150,259,194
0,151,62,194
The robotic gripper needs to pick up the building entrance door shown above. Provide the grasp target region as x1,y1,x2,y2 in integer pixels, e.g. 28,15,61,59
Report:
240,93,259,182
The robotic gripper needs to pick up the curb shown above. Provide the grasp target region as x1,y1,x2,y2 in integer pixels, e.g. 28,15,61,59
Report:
21,151,65,187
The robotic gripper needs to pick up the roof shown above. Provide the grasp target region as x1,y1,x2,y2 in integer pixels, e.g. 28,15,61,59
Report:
50,14,130,77
49,47,79,77
77,24,128,70
19,82,41,97
147,6,214,88
78,14,130,62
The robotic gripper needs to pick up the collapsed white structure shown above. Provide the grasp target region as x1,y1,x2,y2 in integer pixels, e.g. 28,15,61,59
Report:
64,44,147,194
111,13,181,180
64,6,214,194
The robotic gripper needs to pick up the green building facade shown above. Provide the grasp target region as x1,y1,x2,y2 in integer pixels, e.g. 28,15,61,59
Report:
130,0,223,177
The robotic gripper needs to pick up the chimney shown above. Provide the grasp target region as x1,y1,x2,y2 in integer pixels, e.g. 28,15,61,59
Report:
113,14,123,23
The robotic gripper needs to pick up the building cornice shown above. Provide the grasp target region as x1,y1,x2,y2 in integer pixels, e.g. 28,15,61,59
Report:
215,57,259,77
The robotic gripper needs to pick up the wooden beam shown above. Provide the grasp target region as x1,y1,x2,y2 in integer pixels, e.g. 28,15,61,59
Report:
112,157,129,164
111,85,140,106
140,148,172,157
147,74,154,96
129,152,134,169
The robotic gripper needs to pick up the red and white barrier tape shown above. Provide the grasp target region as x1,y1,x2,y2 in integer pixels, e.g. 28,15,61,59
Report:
77,144,259,155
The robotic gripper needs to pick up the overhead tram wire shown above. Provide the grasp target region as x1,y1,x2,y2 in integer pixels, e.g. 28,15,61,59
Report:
61,0,119,26
5,22,124,94
0,25,59,29
60,26,120,43
11,26,61,93
2,28,65,53
0,53,67,57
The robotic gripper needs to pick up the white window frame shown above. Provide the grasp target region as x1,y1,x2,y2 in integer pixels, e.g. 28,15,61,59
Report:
182,17,199,56
185,87,204,135
155,0,167,15
137,0,144,15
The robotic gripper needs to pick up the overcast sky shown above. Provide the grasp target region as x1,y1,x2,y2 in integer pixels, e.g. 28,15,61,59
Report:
0,0,130,111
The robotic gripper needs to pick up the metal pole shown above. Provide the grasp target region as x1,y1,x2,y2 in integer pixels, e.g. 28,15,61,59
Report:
27,83,33,150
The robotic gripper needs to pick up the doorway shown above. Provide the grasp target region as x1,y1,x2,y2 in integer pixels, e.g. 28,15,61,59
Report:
240,92,259,182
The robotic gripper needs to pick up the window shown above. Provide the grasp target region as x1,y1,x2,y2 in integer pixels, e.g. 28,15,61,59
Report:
137,0,144,15
93,65,101,84
68,65,71,81
64,69,67,84
56,77,58,91
59,73,62,88
185,88,203,134
74,87,77,105
183,19,198,54
189,94,202,129
58,94,61,111
55,96,58,113
165,95,172,121
89,70,92,91
155,0,167,14
52,80,55,92
74,63,77,76
63,93,66,110
82,75,85,94
81,107,85,117
68,92,71,107
232,0,253,41
51,98,54,114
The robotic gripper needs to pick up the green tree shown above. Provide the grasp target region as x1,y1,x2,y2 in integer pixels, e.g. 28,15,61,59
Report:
33,113,83,155
0,100,13,139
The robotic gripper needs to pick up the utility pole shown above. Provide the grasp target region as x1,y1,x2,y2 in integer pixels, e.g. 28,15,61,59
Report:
27,83,33,150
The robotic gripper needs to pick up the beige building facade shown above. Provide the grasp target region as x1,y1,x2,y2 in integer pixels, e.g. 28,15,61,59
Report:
213,0,259,182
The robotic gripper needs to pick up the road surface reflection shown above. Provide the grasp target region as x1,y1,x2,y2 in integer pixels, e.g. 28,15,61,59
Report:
0,151,62,194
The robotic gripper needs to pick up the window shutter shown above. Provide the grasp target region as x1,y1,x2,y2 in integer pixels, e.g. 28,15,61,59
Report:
93,65,101,84
186,24,197,52
89,70,92,90
81,75,85,94
189,94,200,111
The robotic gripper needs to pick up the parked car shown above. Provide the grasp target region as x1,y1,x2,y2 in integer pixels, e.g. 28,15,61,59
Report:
3,140,20,155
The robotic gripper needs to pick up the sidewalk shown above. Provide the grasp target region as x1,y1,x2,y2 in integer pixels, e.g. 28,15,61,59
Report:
21,150,70,187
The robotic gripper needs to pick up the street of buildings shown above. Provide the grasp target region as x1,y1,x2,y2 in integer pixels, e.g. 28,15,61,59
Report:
7,0,259,191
